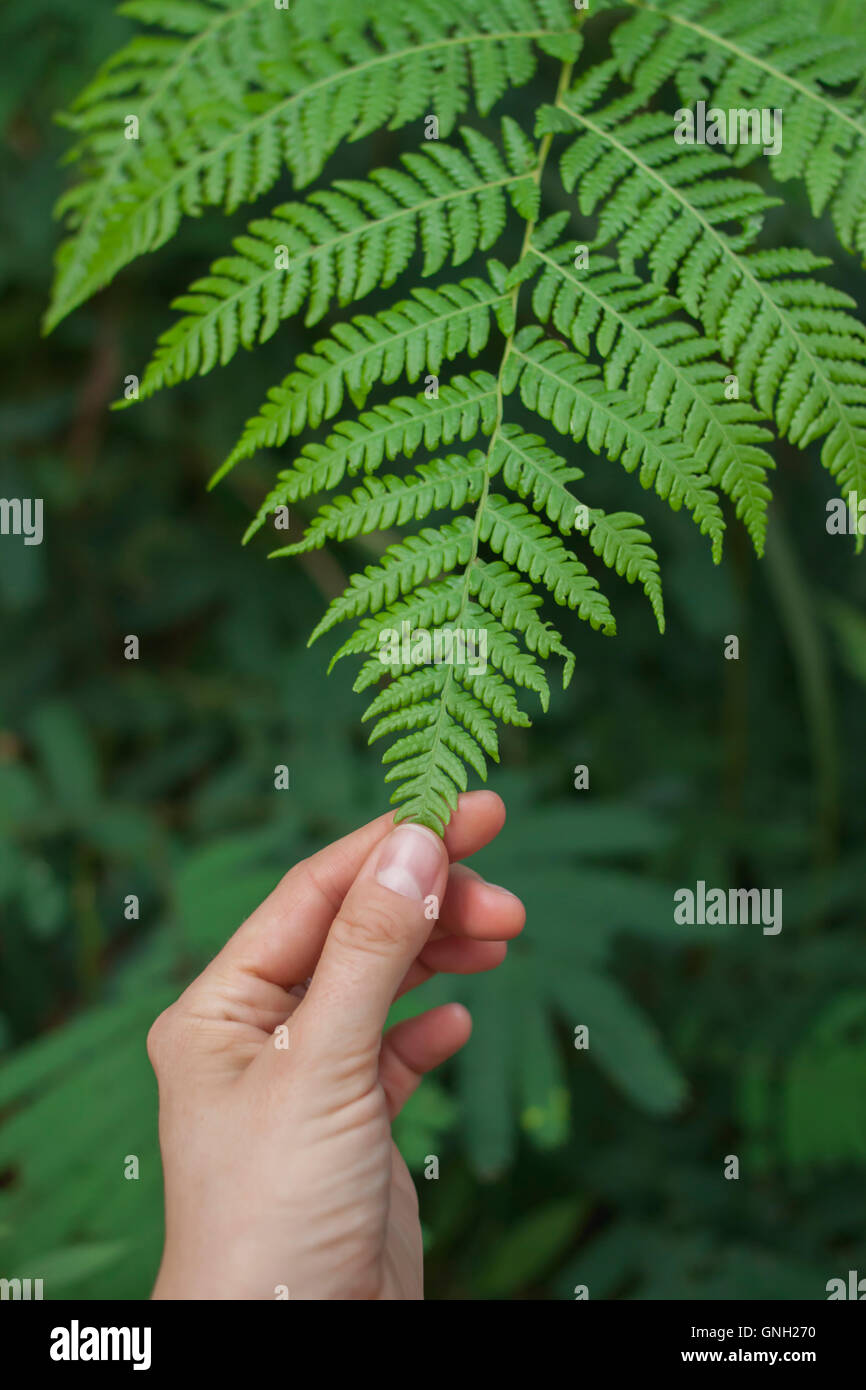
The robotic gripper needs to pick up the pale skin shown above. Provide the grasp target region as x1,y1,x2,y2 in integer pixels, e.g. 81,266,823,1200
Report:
148,790,524,1300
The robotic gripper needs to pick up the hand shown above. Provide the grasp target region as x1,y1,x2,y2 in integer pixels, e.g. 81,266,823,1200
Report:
148,791,524,1300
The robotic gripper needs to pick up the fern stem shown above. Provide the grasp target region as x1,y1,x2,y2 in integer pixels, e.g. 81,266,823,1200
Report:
458,54,578,604
468,54,579,571
408,57,577,822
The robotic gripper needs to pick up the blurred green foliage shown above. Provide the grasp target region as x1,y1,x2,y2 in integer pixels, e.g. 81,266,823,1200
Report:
1,0,865,1300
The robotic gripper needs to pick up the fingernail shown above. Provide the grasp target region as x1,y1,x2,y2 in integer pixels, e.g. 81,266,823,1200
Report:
375,824,443,901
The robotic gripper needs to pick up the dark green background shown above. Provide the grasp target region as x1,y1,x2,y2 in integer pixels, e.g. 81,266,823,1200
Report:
1,0,865,1299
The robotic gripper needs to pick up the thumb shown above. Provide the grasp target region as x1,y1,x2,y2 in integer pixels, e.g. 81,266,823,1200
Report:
297,823,448,1079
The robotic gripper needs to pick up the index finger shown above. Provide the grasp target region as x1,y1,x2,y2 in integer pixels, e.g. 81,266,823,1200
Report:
199,791,507,990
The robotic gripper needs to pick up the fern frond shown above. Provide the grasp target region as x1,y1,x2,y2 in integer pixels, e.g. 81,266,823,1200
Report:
367,677,500,782
505,327,726,560
605,0,866,260
487,424,663,628
382,722,472,823
354,656,531,735
374,641,542,826
46,0,580,330
527,241,775,553
247,370,498,539
378,667,532,828
468,559,576,684
363,666,450,724
587,510,665,633
538,66,780,276
493,423,587,535
46,0,274,331
325,569,566,702
135,123,534,398
309,519,476,642
437,681,501,759
48,1,866,831
364,667,499,757
346,558,576,693
213,276,511,484
330,579,466,667
277,453,489,556
478,494,617,629
458,668,533,728
546,83,866,505
328,576,549,734
464,601,552,706
305,470,613,827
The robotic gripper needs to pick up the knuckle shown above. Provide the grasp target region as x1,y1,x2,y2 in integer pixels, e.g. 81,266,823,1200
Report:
331,887,414,958
294,854,344,917
145,1005,181,1072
